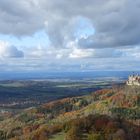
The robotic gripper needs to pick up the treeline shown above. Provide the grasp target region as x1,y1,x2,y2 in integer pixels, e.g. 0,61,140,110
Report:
64,114,140,140
110,107,140,120
6,114,138,140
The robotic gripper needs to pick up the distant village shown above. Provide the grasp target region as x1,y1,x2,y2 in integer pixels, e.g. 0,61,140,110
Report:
126,74,140,86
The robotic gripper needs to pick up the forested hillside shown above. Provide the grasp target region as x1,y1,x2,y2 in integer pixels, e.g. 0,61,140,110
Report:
0,85,140,140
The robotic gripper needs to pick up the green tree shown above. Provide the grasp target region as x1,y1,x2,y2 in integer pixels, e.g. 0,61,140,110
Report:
65,126,81,140
0,130,6,140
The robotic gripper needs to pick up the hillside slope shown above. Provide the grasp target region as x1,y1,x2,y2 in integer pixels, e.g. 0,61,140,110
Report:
0,85,140,140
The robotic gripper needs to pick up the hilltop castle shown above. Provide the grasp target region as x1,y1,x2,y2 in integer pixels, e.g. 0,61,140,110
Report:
126,74,140,86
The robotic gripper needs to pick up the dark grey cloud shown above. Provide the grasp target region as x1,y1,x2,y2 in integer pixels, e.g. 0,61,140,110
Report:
79,0,140,48
0,0,45,35
0,0,140,49
42,0,140,49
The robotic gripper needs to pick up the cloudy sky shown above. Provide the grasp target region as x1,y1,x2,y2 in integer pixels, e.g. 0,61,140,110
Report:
0,0,140,72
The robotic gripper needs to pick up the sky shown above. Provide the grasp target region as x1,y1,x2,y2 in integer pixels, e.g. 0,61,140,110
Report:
0,0,140,72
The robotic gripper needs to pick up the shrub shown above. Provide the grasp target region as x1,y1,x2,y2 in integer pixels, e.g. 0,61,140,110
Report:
88,133,104,140
0,130,6,140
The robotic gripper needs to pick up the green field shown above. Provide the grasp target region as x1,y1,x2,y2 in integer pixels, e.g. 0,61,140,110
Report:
49,132,65,140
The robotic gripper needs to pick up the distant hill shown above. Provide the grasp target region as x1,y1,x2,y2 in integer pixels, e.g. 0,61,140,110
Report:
0,71,137,80
0,85,140,140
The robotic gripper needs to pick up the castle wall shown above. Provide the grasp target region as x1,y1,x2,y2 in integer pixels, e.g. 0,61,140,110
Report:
126,75,140,86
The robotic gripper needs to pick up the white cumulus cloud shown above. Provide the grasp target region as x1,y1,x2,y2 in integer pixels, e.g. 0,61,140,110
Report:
0,40,24,58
